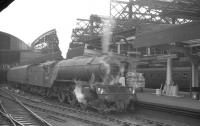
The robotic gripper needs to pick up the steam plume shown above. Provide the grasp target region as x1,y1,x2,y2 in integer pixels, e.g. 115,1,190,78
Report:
102,18,115,54
74,81,87,104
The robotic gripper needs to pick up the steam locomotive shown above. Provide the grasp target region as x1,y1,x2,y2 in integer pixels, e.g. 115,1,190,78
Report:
7,55,144,111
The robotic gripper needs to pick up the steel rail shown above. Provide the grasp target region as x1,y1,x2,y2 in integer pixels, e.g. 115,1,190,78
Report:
0,105,17,126
0,89,52,126
2,87,139,126
136,101,200,119
2,86,176,126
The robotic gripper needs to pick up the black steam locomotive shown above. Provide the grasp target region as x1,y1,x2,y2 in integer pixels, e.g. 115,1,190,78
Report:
7,55,138,111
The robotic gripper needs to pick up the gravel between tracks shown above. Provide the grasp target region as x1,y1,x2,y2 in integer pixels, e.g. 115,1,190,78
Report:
2,85,197,126
1,86,138,126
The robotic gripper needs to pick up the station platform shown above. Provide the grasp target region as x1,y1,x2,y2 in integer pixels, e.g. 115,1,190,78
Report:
135,88,200,118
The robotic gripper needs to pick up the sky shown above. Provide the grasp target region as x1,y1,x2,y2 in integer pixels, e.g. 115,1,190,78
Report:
0,0,110,57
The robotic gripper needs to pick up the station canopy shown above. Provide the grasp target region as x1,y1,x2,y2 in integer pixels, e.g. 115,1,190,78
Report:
133,0,200,47
135,21,200,47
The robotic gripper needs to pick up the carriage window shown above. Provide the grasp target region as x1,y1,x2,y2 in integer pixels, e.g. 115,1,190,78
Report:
183,73,187,78
143,73,145,78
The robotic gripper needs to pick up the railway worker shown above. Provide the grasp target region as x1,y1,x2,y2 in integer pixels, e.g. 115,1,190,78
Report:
118,72,126,86
119,76,125,86
118,62,127,86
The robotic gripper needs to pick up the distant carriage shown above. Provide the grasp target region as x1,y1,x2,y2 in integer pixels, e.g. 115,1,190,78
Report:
137,67,192,91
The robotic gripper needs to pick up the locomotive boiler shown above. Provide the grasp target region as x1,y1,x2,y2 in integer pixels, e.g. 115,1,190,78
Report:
7,55,138,111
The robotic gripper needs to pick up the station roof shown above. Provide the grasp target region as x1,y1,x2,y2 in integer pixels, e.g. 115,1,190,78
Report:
128,0,200,48
0,31,29,50
158,0,200,20
128,0,200,20
135,21,200,47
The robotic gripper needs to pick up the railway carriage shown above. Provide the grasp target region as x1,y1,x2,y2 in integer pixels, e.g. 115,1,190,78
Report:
137,67,192,91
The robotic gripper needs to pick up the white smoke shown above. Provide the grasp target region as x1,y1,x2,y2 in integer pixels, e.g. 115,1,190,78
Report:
102,18,115,54
100,58,110,75
73,81,87,104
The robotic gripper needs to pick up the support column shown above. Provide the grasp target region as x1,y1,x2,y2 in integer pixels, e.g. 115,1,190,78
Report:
166,58,173,85
147,47,151,56
117,44,121,54
165,18,175,86
128,0,133,19
191,62,199,87
130,62,136,72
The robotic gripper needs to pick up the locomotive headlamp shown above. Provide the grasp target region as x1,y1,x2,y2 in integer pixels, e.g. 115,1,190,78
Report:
129,88,135,94
132,89,135,94
97,88,104,94
100,88,104,94
97,88,101,92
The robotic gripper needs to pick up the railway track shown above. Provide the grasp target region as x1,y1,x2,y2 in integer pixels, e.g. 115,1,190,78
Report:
0,89,52,126
1,87,137,126
0,104,16,126
1,86,179,126
136,101,200,119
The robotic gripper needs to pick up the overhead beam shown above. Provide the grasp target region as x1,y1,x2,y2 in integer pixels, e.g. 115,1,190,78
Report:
136,24,175,34
171,45,200,64
192,62,199,87
135,21,200,47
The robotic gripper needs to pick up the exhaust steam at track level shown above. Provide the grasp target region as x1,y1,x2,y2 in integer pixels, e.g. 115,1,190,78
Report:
74,82,87,104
